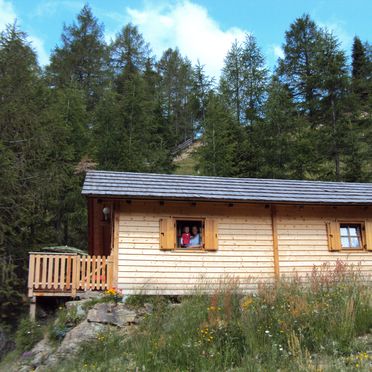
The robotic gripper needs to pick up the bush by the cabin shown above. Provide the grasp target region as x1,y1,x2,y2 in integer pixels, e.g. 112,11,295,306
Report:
50,263,372,371
14,318,44,353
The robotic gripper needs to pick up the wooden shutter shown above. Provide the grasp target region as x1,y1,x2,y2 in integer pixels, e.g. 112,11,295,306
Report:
204,218,218,251
159,218,175,250
326,221,341,251
365,220,372,251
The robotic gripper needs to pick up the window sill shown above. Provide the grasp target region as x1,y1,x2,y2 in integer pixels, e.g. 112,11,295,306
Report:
336,249,368,253
173,249,207,253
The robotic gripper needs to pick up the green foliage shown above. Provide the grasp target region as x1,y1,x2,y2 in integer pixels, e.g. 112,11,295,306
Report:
48,306,84,343
15,318,44,352
196,93,243,176
124,294,169,309
51,265,372,371
0,5,371,332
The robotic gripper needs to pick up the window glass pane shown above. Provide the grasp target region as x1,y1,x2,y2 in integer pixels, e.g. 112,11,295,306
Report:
350,237,361,248
349,227,358,236
340,227,348,236
176,220,203,249
341,237,350,248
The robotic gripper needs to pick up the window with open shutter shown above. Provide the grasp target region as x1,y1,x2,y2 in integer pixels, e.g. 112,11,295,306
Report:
326,220,370,252
159,218,175,250
204,218,218,251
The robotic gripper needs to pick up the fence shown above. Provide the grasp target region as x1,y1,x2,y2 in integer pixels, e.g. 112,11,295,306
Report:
28,253,113,297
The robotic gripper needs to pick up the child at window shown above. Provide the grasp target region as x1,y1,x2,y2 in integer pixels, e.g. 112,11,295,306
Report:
180,226,191,247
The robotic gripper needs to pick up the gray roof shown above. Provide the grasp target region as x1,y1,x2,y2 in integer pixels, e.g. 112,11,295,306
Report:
82,170,372,205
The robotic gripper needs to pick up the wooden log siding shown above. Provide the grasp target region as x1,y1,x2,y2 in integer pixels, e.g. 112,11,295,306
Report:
276,205,372,279
117,201,275,294
116,201,372,295
28,253,113,297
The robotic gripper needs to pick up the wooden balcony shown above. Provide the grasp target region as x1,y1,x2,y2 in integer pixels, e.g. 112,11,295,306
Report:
28,253,114,298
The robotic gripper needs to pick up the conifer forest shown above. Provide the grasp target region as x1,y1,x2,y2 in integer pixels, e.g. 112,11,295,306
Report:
0,5,371,325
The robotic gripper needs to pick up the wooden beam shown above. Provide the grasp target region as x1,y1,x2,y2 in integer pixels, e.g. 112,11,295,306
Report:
112,201,120,288
30,296,36,320
271,205,280,279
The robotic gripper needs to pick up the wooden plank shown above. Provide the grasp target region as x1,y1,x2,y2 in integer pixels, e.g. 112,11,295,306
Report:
80,256,86,290
112,203,120,288
96,256,101,290
47,256,54,289
41,256,47,289
90,255,97,290
60,256,65,290
71,256,77,297
34,255,41,289
86,256,91,290
65,256,71,289
271,205,280,279
54,256,60,289
28,254,35,297
101,256,106,289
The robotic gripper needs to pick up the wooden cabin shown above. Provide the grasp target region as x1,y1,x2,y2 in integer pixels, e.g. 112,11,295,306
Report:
28,171,372,312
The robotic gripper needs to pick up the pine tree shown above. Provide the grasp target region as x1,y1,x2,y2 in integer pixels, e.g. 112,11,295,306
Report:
278,14,322,121
190,61,214,133
351,37,370,104
249,77,314,179
196,93,242,176
47,4,108,109
220,40,244,125
94,26,173,173
157,48,195,145
241,34,268,125
0,24,50,322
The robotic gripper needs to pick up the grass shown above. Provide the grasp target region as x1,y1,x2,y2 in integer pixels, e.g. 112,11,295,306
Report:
51,262,372,371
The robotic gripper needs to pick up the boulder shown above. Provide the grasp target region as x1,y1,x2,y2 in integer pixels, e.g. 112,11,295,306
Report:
23,338,54,369
87,302,137,327
78,291,104,300
65,298,91,318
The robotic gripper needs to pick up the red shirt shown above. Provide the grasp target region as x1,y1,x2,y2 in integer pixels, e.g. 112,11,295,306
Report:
182,232,191,245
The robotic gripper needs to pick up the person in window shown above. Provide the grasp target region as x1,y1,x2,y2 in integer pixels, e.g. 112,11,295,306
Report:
180,226,191,247
189,225,202,247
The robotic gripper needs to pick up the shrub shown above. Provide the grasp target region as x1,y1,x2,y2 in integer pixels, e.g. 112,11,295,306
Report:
48,306,84,343
50,263,372,371
14,318,44,352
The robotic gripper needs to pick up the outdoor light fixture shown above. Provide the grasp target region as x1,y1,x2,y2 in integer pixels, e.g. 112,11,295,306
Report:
102,206,111,221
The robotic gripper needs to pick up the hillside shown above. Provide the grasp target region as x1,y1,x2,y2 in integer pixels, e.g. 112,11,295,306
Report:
173,140,201,175
1,265,372,371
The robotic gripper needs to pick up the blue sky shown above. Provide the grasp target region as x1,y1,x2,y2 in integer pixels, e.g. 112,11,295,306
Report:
0,0,371,77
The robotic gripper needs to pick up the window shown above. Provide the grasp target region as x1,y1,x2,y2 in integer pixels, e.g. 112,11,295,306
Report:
326,220,372,252
176,219,203,249
159,217,218,251
340,224,363,249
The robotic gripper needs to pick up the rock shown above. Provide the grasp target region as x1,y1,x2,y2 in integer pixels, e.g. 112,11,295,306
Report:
87,302,137,327
144,302,154,313
57,320,106,355
78,291,104,300
65,298,91,318
26,339,54,368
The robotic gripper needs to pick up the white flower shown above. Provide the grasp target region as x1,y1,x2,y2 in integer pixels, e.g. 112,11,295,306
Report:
265,330,270,334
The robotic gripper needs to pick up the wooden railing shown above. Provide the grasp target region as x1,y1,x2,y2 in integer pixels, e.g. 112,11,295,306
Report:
28,253,113,297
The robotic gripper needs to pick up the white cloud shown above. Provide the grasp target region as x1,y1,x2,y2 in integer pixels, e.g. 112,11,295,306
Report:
0,0,49,66
272,45,284,60
29,35,50,66
318,20,353,50
125,1,247,78
0,0,16,30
